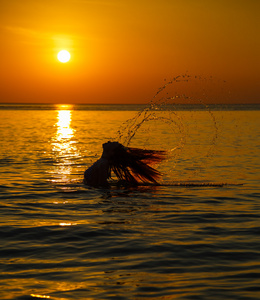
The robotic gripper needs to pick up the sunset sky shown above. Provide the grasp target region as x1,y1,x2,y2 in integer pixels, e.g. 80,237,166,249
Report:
0,0,259,104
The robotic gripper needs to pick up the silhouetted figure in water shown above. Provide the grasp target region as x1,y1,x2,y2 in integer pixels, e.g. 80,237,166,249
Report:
84,141,166,188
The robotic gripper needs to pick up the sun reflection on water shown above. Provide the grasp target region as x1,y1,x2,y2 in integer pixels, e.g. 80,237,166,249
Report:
59,222,77,226
50,105,80,183
56,110,74,141
30,294,50,299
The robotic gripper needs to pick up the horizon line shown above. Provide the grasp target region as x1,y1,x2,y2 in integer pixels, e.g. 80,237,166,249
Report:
1,102,260,106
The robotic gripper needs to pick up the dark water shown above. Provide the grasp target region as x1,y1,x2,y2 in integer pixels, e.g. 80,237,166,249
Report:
0,104,259,300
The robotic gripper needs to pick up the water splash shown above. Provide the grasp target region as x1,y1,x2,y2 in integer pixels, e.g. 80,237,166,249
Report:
116,75,223,179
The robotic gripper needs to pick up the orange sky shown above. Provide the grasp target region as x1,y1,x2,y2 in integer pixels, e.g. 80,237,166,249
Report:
0,0,259,104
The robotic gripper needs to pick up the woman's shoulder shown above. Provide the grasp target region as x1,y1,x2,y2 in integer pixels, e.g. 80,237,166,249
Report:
93,157,109,167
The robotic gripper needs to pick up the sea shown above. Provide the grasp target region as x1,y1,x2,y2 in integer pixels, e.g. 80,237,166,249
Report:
0,103,259,300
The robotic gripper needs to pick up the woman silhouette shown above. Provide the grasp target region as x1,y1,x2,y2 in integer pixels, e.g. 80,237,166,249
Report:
84,141,166,187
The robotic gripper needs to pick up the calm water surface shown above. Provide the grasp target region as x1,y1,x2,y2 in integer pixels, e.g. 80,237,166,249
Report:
0,104,259,300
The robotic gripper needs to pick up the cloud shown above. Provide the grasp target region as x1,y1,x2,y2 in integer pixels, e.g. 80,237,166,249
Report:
4,26,48,45
3,25,87,47
64,0,119,5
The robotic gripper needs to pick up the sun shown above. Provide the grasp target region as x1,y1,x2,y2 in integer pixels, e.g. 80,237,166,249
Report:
57,50,71,63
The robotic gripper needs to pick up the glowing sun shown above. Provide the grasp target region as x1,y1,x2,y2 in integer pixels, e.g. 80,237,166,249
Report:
57,50,71,63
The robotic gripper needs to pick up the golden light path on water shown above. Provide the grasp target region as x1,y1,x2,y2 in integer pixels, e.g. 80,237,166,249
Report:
51,104,78,183
50,105,81,227
57,110,73,140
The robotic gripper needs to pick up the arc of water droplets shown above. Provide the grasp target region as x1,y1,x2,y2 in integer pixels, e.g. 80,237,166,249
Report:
116,74,219,175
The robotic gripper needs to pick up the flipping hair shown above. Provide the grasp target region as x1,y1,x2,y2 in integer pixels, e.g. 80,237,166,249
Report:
109,144,166,185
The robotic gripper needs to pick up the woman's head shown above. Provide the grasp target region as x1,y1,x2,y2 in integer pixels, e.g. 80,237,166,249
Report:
102,141,123,158
103,141,166,184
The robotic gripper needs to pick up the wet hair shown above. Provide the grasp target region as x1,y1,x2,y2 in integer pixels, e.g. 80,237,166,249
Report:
108,143,166,185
